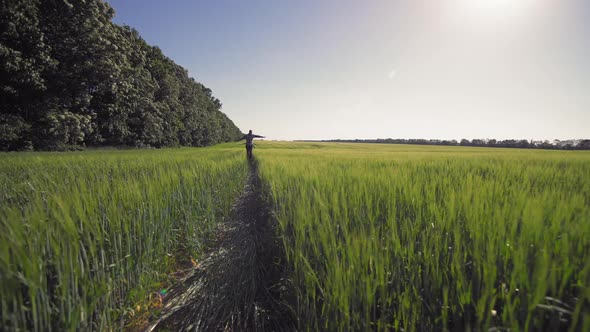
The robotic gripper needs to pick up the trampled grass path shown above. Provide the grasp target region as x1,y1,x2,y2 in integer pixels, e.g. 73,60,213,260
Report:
148,160,295,331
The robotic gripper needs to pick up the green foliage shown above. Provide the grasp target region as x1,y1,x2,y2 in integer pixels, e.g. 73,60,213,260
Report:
0,113,32,150
42,110,93,150
0,0,241,151
257,142,590,331
0,144,248,331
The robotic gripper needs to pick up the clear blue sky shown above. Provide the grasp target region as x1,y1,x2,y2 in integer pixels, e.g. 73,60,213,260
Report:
106,0,589,140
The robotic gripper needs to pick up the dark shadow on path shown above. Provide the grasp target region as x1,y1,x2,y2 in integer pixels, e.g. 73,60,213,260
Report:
148,159,295,331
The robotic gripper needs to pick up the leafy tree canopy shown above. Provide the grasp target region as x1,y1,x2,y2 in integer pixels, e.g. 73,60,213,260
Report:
0,0,242,151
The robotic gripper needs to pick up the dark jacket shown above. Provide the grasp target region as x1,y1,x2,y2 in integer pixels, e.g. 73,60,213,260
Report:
242,133,264,147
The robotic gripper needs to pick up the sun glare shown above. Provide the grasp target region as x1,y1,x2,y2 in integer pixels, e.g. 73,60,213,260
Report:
452,0,535,19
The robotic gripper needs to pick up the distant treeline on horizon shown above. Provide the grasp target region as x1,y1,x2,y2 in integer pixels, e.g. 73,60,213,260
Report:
311,138,590,150
0,0,242,151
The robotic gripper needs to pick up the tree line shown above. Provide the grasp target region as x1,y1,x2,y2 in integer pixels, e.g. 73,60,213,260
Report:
0,0,242,151
320,138,590,150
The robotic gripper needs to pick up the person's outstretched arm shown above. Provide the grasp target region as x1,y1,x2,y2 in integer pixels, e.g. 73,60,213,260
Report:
253,134,265,138
239,134,247,140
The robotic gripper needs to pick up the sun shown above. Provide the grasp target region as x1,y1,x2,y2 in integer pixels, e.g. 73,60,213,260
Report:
452,0,535,19
464,0,527,10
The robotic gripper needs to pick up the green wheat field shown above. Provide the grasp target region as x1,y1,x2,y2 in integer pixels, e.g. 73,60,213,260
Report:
256,142,590,331
2,142,589,331
0,145,247,331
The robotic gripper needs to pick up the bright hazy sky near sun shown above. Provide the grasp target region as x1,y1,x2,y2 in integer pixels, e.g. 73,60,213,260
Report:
106,0,589,140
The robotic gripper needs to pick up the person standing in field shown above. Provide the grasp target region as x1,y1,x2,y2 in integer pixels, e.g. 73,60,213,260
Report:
240,130,265,160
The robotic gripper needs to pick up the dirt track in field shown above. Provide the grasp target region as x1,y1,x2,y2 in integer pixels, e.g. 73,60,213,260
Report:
147,159,295,331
